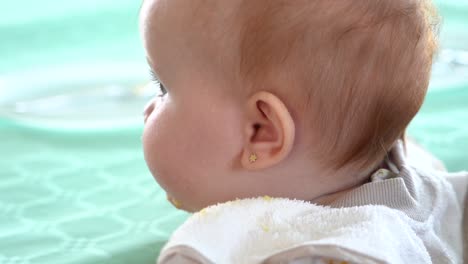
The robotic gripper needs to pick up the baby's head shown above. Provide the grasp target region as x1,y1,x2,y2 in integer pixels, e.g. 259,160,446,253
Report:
140,0,438,211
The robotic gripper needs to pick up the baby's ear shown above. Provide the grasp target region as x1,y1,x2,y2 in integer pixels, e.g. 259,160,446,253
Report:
241,91,295,170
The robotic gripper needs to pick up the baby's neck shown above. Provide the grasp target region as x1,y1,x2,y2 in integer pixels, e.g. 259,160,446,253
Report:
310,183,361,205
310,161,385,205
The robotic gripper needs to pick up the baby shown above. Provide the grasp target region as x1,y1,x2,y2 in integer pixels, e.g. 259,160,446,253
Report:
139,0,466,263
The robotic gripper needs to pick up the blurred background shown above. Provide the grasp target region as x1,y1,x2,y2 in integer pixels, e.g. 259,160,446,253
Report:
0,0,467,263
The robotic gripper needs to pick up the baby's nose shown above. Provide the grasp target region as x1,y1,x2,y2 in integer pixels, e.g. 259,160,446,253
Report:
143,97,157,124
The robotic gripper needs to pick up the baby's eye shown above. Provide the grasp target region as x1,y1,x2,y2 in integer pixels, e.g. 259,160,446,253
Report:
158,82,167,97
149,68,167,97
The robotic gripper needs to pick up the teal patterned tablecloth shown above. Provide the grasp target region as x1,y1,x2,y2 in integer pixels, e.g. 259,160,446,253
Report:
0,0,467,263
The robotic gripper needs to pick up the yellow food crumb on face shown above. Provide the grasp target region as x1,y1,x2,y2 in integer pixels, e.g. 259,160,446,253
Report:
168,197,182,208
263,195,272,201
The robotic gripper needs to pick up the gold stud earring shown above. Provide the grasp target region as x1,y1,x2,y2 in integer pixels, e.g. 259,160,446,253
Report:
249,153,258,163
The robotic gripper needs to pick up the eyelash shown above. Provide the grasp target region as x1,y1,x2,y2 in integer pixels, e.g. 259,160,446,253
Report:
149,69,167,96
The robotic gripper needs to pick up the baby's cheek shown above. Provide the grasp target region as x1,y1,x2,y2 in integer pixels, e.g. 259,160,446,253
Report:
142,104,206,206
142,105,180,189
142,97,242,210
178,108,242,201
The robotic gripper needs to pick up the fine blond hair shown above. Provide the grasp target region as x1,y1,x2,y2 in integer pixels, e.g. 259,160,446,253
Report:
235,0,440,171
